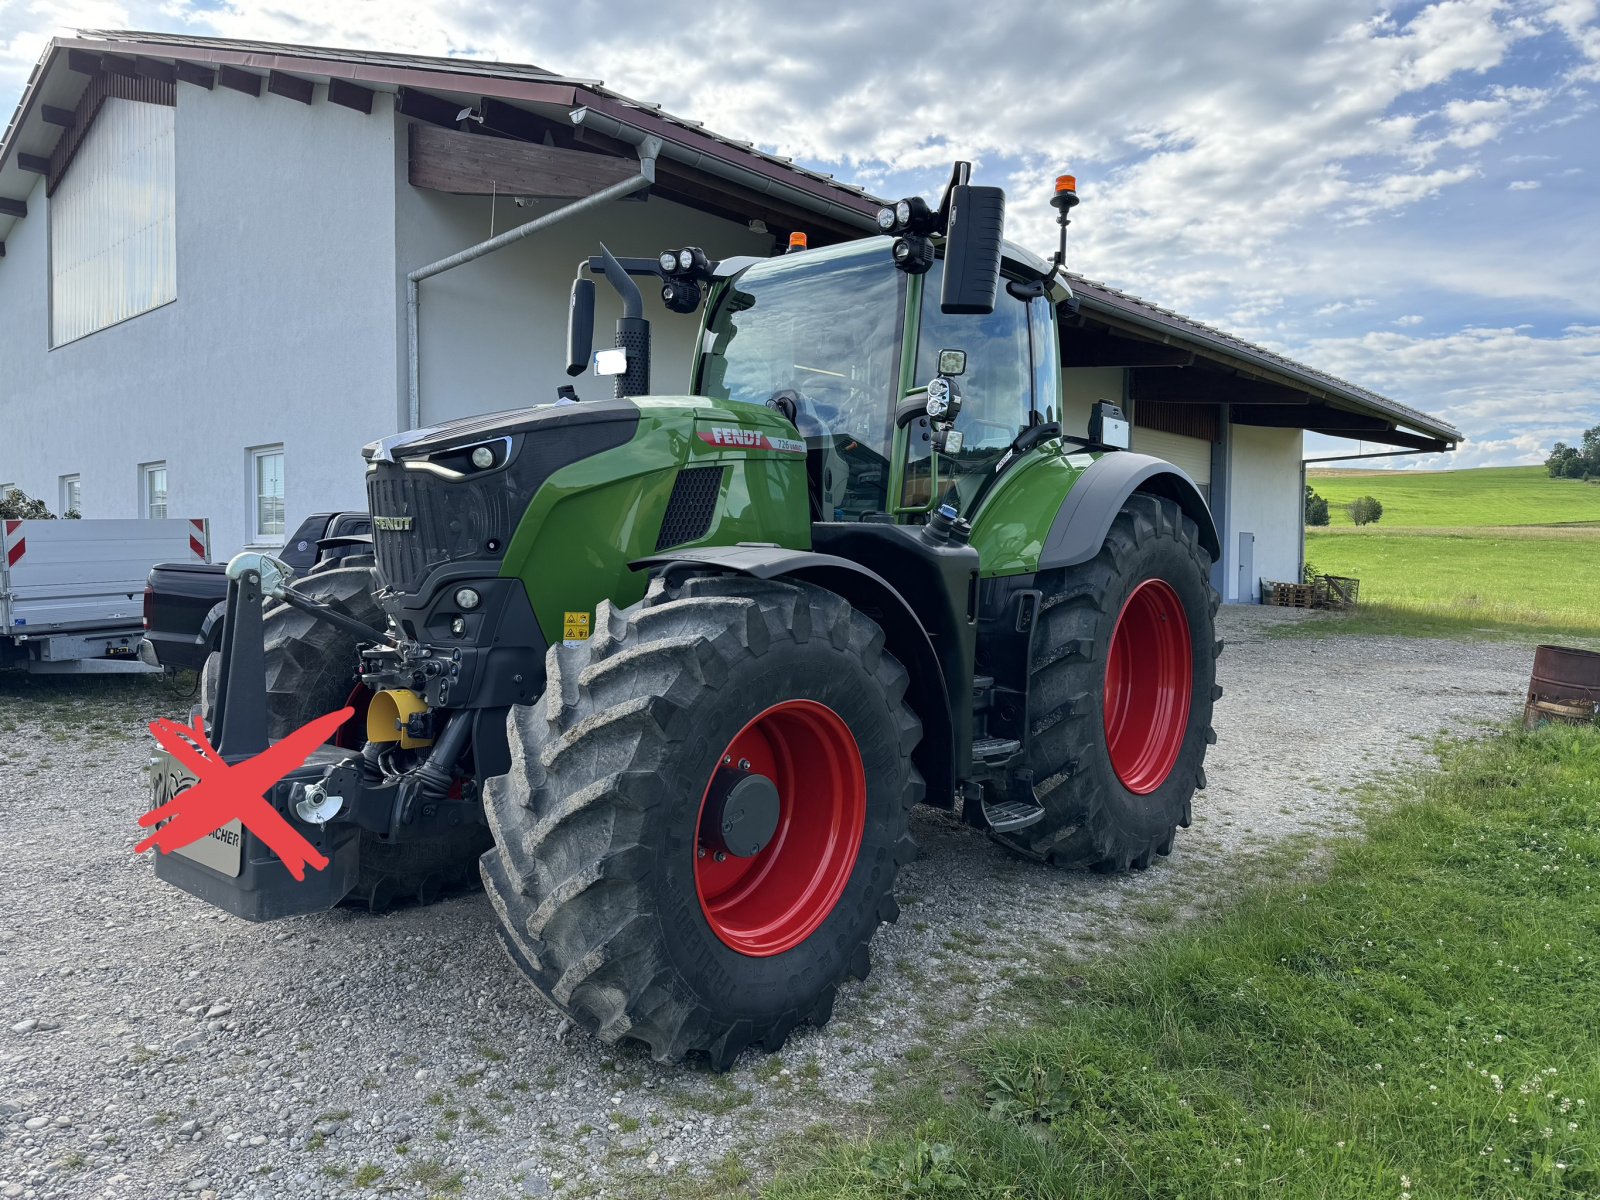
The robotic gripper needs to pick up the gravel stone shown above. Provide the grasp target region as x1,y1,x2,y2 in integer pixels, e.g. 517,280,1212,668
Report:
0,610,1532,1196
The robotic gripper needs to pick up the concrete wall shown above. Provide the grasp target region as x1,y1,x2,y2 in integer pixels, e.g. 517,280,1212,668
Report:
1221,423,1303,602
0,82,399,554
393,117,775,427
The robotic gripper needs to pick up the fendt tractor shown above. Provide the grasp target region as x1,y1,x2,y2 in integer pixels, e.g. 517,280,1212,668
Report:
149,165,1221,1068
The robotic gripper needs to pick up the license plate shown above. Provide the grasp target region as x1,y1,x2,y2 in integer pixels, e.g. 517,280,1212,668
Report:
149,752,243,878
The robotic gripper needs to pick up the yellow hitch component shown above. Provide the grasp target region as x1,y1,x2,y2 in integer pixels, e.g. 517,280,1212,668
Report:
366,689,434,749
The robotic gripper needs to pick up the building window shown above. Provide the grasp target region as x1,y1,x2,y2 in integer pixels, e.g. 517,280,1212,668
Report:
141,462,168,519
252,447,285,542
60,474,82,517
49,98,177,347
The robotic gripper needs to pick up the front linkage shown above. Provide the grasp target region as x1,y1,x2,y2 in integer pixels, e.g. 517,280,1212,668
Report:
152,553,489,920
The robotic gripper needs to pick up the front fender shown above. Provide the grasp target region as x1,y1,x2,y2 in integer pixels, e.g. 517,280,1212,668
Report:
634,545,957,809
1042,452,1219,568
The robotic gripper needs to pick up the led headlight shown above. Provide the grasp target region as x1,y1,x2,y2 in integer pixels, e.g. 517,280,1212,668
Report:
658,250,678,273
875,205,897,232
454,587,482,611
895,199,911,226
471,446,494,469
677,248,695,272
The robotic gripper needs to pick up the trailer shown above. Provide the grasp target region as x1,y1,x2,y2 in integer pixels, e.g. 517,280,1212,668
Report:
1,517,209,673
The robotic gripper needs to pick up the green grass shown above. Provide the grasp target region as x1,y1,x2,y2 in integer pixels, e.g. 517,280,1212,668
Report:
1293,465,1600,641
1302,529,1600,640
757,724,1600,1199
1308,465,1600,528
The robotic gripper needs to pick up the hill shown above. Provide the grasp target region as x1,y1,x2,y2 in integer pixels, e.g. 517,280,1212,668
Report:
1305,464,1600,528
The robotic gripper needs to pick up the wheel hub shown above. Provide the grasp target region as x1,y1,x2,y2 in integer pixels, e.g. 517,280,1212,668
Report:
701,767,781,859
692,700,867,958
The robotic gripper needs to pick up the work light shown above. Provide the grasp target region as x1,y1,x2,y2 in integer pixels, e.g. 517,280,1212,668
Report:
454,587,482,611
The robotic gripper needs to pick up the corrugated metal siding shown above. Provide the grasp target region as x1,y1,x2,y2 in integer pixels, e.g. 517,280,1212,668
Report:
49,97,176,346
1131,398,1220,442
1132,427,1212,493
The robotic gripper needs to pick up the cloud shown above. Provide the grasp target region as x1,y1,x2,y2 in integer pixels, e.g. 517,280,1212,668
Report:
0,0,1596,468
1508,179,1543,189
1294,323,1600,461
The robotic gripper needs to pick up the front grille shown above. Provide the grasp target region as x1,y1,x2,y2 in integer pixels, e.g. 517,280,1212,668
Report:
366,468,512,593
655,466,725,550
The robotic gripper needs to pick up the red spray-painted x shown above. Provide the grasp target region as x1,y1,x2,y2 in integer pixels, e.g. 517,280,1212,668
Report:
138,708,353,880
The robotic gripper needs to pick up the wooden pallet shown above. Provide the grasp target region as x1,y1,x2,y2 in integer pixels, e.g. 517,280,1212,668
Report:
1265,581,1316,608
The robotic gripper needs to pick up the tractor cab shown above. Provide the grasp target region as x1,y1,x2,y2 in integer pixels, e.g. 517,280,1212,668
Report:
694,238,1068,523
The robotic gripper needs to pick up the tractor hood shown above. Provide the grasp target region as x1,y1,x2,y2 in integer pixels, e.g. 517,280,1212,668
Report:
363,399,641,466
362,400,642,595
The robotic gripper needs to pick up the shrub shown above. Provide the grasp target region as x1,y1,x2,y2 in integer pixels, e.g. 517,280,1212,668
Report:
1303,484,1330,527
1346,495,1384,526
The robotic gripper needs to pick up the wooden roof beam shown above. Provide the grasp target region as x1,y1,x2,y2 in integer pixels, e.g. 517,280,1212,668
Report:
217,65,262,96
327,77,374,114
1063,325,1196,369
408,122,637,197
1129,366,1310,406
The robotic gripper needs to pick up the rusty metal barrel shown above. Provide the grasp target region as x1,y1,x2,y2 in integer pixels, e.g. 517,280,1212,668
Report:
1524,644,1600,728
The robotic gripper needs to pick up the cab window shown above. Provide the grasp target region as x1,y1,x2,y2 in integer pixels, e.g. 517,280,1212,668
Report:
906,262,1034,509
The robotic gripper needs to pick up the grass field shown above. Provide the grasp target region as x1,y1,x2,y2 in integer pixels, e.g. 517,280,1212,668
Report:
1301,465,1600,640
1308,465,1600,528
749,725,1600,1200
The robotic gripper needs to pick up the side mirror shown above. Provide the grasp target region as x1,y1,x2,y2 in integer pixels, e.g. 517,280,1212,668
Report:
941,185,1005,315
565,277,595,377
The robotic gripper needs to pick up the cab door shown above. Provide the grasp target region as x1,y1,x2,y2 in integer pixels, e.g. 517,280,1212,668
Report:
894,262,1055,514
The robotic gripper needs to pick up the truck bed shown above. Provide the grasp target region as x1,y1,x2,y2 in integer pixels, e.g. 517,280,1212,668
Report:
2,518,209,638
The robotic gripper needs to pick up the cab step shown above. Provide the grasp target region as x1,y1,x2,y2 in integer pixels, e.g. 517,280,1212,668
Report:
981,797,1046,833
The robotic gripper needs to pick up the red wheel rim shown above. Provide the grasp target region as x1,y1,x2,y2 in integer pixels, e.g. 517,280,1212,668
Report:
694,700,866,957
1104,578,1192,795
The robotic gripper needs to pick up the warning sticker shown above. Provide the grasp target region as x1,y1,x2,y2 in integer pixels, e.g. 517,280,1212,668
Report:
562,611,592,644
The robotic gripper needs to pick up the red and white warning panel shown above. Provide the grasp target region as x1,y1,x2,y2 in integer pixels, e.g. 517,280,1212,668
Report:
189,518,211,563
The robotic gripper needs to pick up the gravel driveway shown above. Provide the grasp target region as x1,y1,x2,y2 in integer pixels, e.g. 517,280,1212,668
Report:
0,610,1532,1200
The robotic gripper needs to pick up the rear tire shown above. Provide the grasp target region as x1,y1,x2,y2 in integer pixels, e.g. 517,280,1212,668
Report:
201,564,491,909
994,494,1220,871
481,574,921,1067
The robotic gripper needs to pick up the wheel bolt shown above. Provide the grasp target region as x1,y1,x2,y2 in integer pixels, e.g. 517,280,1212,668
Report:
714,851,727,862
697,847,707,859
737,758,751,771
723,756,732,765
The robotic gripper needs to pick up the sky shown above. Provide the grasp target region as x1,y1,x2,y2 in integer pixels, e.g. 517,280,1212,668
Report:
1,0,1596,469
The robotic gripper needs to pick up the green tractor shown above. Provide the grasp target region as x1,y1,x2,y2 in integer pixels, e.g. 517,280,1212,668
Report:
152,165,1220,1068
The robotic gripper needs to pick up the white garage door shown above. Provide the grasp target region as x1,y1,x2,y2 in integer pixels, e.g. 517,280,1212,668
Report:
1132,428,1212,498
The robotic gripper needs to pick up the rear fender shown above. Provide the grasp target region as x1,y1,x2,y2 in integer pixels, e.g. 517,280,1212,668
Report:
1041,452,1219,570
634,546,956,809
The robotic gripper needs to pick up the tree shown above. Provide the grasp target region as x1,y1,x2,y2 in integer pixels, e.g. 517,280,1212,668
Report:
1547,442,1580,478
1347,495,1384,526
1547,426,1600,478
0,488,58,520
1304,484,1330,526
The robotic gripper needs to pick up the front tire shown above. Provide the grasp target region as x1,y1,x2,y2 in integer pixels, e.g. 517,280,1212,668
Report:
480,574,921,1068
995,494,1220,871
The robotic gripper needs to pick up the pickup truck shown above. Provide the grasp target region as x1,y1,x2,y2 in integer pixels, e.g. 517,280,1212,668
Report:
140,511,370,673
2,517,210,673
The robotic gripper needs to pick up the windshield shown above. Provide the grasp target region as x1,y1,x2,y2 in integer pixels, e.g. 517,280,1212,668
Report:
698,242,904,519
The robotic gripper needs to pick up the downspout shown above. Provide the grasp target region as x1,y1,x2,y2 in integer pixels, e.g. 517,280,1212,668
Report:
404,134,663,429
